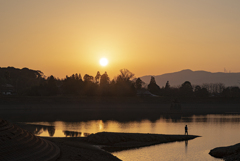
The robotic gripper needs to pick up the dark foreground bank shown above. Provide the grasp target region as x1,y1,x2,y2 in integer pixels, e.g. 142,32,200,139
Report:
2,97,240,123
209,143,240,161
44,132,199,161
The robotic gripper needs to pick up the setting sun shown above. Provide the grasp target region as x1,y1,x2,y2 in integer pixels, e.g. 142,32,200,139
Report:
99,58,108,67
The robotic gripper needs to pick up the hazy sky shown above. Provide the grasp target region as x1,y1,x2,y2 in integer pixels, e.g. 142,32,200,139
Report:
1,0,240,79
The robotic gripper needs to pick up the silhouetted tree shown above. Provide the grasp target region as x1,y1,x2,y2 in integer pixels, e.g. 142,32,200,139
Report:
149,76,156,84
164,81,171,96
148,76,161,95
114,69,136,96
165,81,170,89
194,85,201,93
222,86,240,97
4,71,10,81
62,73,83,95
46,75,59,95
100,72,110,86
84,74,94,82
95,71,101,83
74,73,82,81
201,88,209,98
83,74,97,95
99,72,110,95
0,67,44,95
135,78,144,89
202,83,225,95
109,79,116,95
118,69,135,82
180,81,193,97
194,85,209,98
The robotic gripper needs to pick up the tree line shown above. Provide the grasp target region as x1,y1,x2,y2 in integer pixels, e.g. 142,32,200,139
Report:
147,76,240,98
0,67,240,98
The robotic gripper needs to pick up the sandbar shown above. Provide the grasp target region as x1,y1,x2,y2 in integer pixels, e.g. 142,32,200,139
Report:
44,132,199,161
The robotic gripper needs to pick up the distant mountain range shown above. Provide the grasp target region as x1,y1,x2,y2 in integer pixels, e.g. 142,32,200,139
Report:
140,69,240,87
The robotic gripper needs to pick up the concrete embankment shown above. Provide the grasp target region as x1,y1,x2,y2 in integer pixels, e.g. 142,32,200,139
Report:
0,119,60,161
44,137,121,161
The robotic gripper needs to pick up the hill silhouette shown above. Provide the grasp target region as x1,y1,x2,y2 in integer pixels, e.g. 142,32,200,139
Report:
140,69,240,87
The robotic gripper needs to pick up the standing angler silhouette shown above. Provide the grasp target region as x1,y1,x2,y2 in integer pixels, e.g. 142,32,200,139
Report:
185,125,188,135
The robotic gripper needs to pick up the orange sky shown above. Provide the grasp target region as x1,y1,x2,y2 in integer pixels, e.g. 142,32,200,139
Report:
1,0,240,79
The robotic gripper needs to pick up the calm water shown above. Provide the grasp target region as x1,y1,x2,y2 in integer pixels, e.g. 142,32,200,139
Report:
21,114,240,161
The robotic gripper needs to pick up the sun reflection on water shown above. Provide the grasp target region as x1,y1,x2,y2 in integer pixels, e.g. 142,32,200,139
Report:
98,120,103,130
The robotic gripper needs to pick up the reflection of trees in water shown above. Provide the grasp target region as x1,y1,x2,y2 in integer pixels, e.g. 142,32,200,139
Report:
164,115,183,122
28,125,55,136
47,127,55,136
63,131,91,137
33,126,44,135
63,122,83,130
160,115,196,123
22,114,240,137
161,114,240,123
192,115,240,124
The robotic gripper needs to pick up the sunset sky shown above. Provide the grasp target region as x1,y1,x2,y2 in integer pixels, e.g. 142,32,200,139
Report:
1,0,240,79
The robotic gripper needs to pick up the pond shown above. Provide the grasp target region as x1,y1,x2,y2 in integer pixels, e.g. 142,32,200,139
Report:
20,114,240,161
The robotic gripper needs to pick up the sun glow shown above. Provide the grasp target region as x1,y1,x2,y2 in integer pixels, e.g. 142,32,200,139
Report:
99,58,108,66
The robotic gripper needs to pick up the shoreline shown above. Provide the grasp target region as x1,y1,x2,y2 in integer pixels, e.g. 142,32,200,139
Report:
1,96,240,160
43,132,199,161
83,132,199,152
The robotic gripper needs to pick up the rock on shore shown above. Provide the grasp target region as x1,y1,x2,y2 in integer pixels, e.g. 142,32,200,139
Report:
209,143,240,161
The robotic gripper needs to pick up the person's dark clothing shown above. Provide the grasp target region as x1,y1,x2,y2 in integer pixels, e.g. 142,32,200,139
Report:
185,125,188,135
